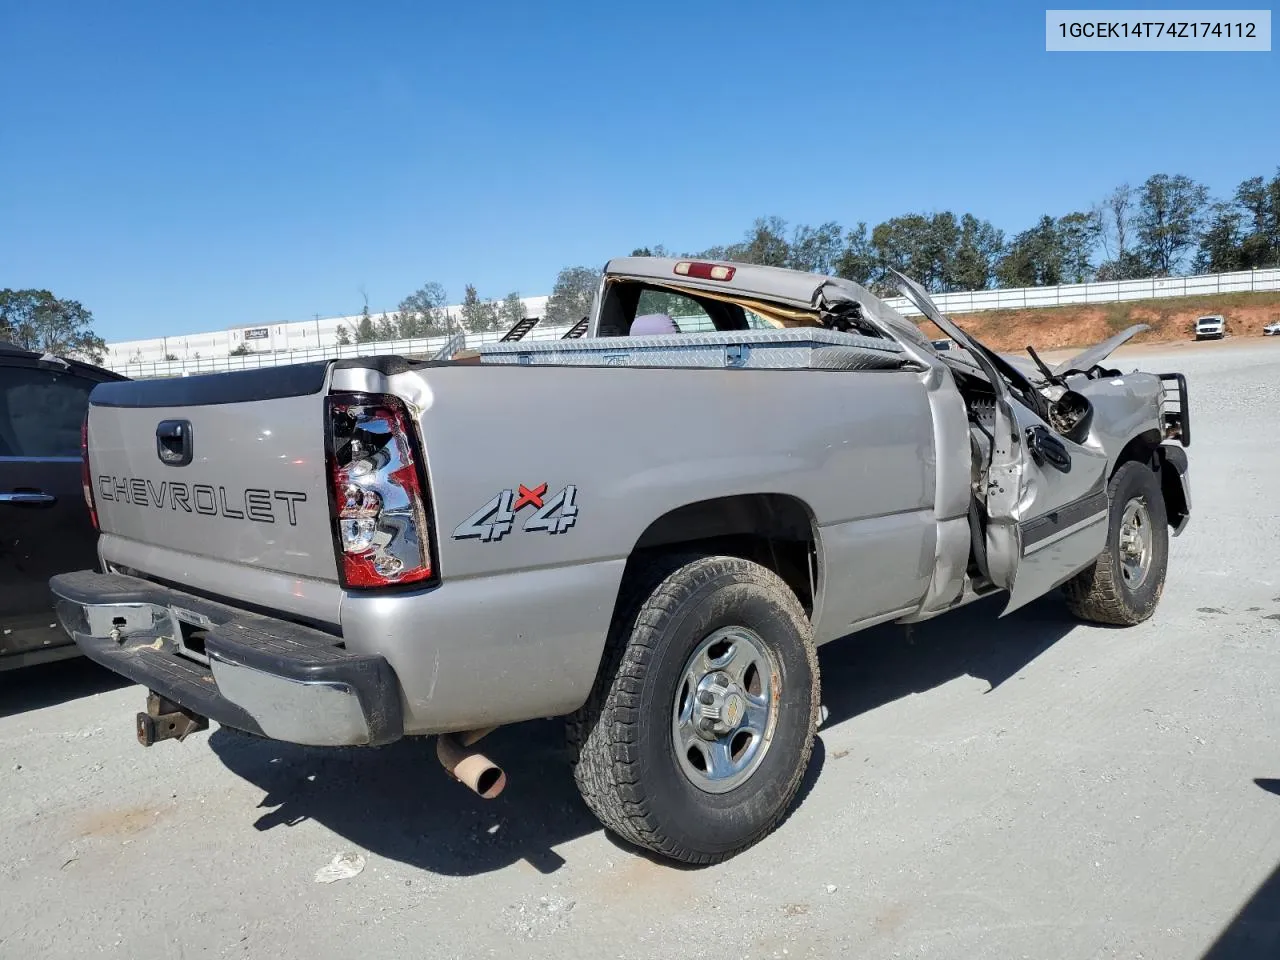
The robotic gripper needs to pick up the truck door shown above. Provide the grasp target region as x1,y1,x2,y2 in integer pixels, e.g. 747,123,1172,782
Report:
890,272,1110,615
0,357,108,662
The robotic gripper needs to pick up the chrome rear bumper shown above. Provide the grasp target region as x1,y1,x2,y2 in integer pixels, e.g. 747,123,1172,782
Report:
49,570,403,747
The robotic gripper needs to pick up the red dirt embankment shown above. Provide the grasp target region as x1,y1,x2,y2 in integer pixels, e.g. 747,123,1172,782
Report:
917,291,1280,353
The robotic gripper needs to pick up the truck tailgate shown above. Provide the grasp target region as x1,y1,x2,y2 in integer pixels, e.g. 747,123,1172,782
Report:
86,364,338,589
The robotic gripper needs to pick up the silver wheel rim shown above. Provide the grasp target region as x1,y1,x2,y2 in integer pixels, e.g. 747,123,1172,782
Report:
671,626,780,794
1118,497,1153,589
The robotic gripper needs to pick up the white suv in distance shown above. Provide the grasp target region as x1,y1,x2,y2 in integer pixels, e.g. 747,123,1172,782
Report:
1194,315,1226,340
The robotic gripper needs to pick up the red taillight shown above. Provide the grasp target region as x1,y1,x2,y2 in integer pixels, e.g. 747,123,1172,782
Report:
325,393,433,588
81,415,98,531
674,261,735,282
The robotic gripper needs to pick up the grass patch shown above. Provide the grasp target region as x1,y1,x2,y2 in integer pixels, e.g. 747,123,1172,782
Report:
1101,302,1132,334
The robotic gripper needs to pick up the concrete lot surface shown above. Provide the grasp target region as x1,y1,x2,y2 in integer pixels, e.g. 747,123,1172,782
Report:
2,339,1278,959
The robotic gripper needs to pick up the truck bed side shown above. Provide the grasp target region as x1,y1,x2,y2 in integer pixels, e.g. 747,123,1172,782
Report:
332,361,941,732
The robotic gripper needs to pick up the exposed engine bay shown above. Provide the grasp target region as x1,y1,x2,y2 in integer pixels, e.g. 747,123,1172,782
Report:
945,347,1097,488
934,322,1154,494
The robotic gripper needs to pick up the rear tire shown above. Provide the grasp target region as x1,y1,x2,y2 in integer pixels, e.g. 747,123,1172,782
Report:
1063,460,1168,625
568,555,819,865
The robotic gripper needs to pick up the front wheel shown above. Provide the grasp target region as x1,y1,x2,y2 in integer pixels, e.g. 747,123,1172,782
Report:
568,555,820,865
1063,460,1169,625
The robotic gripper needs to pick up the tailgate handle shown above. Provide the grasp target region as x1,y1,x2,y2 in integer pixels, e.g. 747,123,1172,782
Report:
156,420,193,467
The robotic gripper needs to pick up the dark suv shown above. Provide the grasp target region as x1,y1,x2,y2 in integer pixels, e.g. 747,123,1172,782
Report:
1,342,127,669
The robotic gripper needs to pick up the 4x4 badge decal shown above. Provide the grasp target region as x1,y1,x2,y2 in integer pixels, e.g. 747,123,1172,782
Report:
513,482,546,510
453,483,579,542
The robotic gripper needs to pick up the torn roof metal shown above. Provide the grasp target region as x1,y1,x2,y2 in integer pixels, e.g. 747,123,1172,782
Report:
602,256,934,349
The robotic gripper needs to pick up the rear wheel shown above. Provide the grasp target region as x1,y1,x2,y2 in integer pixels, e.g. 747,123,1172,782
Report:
1063,460,1168,625
568,555,819,864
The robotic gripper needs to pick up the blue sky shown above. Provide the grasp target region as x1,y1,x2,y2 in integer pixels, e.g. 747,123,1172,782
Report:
1,1,1276,341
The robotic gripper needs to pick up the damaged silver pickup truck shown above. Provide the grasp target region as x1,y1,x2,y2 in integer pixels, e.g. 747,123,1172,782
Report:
50,257,1190,864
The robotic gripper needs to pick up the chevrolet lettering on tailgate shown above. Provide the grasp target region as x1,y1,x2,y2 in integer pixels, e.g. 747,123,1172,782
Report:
96,475,307,525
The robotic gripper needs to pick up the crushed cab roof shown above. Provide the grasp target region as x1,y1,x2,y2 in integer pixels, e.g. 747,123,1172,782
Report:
602,256,933,349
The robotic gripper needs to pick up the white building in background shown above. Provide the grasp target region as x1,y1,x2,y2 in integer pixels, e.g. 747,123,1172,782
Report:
105,294,551,367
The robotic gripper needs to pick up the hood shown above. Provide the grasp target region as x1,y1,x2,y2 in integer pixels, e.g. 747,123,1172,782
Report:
1052,324,1150,377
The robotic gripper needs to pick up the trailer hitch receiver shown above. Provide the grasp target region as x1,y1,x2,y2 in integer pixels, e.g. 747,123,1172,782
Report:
136,691,209,746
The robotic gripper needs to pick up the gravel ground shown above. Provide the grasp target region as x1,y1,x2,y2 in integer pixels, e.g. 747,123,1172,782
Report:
2,339,1278,960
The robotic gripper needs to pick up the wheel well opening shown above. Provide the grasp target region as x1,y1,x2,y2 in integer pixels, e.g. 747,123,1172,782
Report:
1111,429,1162,475
627,494,818,616
1159,462,1189,530
1111,429,1188,531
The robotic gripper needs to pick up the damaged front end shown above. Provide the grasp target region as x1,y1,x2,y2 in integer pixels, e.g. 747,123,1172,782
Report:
889,270,1191,614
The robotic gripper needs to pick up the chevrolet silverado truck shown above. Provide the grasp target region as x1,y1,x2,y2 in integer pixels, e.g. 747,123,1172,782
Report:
50,258,1191,864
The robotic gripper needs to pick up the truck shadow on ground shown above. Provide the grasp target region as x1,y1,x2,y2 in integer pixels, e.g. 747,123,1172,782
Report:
209,592,1079,878
1196,779,1280,958
817,593,1081,729
0,657,131,720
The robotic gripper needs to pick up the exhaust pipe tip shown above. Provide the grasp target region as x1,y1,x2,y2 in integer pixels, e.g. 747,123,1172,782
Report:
437,733,506,800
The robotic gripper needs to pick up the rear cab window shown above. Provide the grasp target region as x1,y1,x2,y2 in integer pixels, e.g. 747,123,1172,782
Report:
600,280,807,338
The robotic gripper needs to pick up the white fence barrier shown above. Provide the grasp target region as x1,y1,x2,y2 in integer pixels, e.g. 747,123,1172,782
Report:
114,323,577,380
108,266,1280,379
880,266,1280,317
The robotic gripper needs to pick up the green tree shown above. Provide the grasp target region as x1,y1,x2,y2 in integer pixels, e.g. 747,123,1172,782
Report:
947,214,1005,291
355,308,378,342
1196,202,1245,273
630,244,673,259
229,343,253,356
392,282,450,338
834,222,877,287
460,283,501,332
868,215,924,284
1095,251,1151,282
1134,173,1210,275
1057,211,1102,284
868,213,962,290
1234,170,1280,268
373,312,399,341
1095,183,1153,281
995,212,1098,288
499,291,526,331
727,216,790,266
348,303,381,342
0,289,107,362
335,324,353,346
460,284,481,330
1095,181,1136,271
568,166,1267,300
482,300,501,331
690,244,730,261
787,221,844,275
869,210,1008,292
924,212,962,290
996,216,1063,287
545,266,599,325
